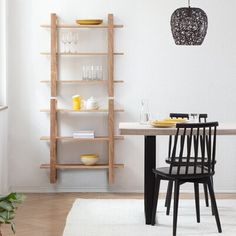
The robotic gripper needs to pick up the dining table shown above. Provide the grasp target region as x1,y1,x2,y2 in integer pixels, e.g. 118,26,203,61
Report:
119,122,236,225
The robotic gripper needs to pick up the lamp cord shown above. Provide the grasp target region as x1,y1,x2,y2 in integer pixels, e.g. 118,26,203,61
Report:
188,0,191,7
188,0,191,16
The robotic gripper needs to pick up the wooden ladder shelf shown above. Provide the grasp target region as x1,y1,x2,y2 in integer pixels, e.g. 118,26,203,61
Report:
40,13,124,184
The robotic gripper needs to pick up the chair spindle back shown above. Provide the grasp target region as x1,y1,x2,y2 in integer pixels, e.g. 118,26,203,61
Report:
168,122,218,177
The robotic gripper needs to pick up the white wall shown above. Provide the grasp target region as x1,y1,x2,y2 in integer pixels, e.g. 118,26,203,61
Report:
0,109,8,194
7,0,236,192
0,0,7,106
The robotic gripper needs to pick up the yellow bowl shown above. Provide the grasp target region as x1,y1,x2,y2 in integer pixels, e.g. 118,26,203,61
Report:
80,154,99,166
76,19,103,25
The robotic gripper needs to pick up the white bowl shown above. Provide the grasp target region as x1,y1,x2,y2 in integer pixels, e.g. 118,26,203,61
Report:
80,154,99,166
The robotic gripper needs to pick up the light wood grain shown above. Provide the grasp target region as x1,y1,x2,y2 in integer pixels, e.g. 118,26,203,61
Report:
40,163,124,169
40,108,124,113
49,14,58,184
40,80,124,84
41,24,123,29
51,13,58,97
41,52,124,56
107,14,115,185
108,14,114,97
40,135,124,141
119,122,236,136
50,99,57,183
108,99,115,185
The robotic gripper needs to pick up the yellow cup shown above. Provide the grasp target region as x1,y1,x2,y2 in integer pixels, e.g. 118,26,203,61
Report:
72,95,81,110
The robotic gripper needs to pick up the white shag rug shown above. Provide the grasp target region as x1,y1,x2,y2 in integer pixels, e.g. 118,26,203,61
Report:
63,199,236,236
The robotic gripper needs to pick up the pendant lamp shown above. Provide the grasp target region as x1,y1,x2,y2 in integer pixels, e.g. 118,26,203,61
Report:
171,0,208,45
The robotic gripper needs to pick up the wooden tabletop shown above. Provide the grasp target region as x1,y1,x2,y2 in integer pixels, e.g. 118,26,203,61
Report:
119,122,236,136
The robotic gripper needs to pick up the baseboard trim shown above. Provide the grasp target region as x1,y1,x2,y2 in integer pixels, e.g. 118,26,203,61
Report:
10,186,110,193
9,186,236,194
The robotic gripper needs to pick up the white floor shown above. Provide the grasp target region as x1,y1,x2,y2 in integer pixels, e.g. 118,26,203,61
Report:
63,199,236,236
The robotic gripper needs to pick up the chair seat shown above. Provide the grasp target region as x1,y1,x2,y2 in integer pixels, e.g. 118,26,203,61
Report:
153,166,214,180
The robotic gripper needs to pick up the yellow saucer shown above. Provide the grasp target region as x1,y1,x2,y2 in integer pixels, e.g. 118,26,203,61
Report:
76,19,103,25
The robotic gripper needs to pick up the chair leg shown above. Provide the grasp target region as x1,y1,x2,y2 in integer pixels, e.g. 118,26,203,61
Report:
207,178,222,233
194,183,200,223
165,181,172,207
203,183,209,207
210,176,215,215
173,180,180,236
151,175,161,225
166,181,173,215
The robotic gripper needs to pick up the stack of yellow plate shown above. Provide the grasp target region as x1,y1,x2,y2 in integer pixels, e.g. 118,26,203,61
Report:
163,118,187,123
151,120,176,128
76,19,103,25
150,117,187,128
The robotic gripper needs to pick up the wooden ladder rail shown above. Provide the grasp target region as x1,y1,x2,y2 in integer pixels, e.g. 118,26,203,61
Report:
108,14,115,184
50,13,58,183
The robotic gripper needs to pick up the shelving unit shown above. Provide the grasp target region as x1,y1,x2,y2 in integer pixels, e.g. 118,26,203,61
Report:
40,136,124,141
40,80,124,84
41,80,124,84
40,52,124,56
40,13,124,184
40,164,124,170
40,24,123,29
40,108,124,113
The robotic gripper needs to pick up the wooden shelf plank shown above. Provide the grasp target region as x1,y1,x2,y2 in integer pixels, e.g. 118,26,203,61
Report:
40,135,124,141
41,24,123,29
40,109,124,113
40,52,124,56
40,80,124,84
40,163,124,170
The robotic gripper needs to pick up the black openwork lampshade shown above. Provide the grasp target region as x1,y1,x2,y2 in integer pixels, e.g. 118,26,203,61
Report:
171,7,208,45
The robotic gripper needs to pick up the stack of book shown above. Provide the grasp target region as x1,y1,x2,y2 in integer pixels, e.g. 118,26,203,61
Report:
73,130,95,139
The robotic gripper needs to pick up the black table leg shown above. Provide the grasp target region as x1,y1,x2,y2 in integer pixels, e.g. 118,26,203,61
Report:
144,136,156,225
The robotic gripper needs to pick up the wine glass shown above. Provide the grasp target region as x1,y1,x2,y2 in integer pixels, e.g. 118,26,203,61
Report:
99,65,103,80
61,32,68,53
67,32,73,53
73,32,79,53
82,66,87,80
87,65,92,80
189,113,199,123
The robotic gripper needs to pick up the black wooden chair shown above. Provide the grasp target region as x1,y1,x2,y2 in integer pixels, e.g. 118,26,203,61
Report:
151,122,222,236
165,113,210,216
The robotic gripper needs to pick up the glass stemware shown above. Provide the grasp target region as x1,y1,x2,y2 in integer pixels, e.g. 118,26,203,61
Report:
67,32,73,53
81,65,104,80
61,32,68,53
97,66,103,80
189,113,199,123
73,32,79,53
82,66,87,80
